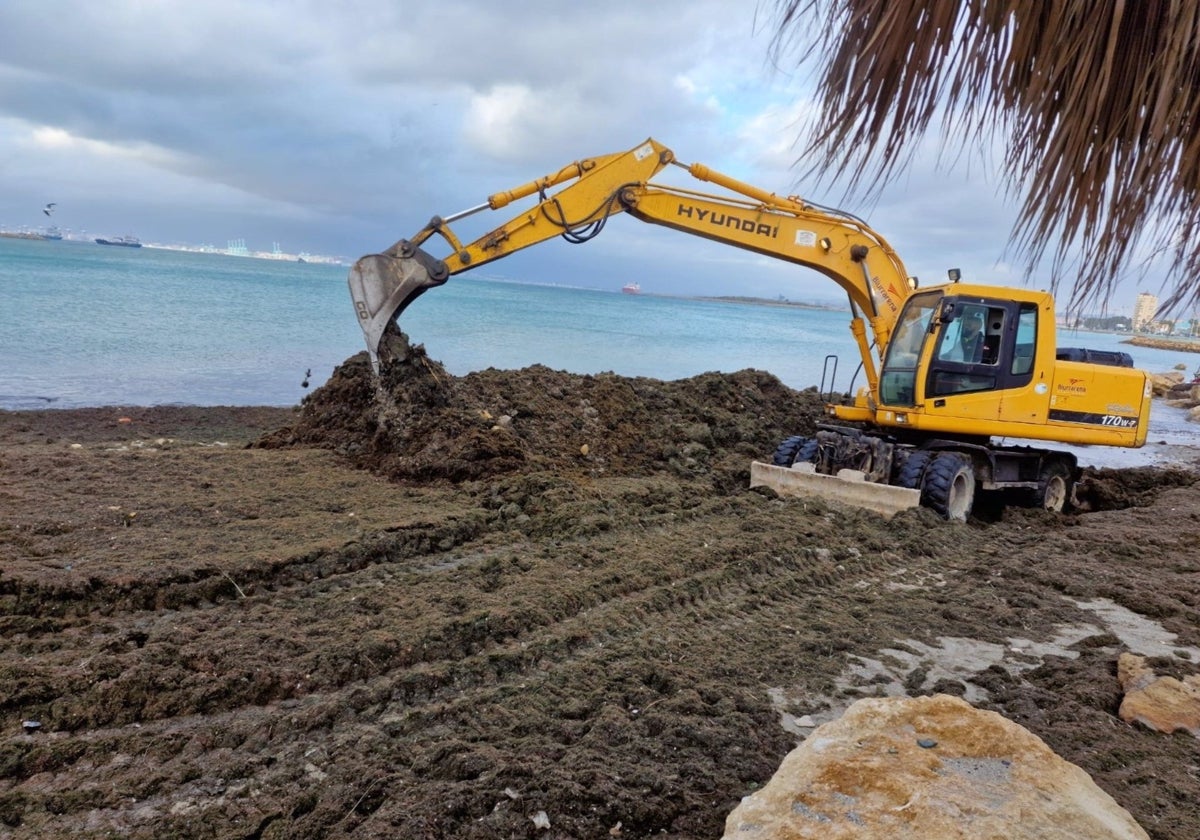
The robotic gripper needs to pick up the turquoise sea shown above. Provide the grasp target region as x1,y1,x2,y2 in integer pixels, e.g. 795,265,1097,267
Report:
3,236,1198,464
0,236,888,409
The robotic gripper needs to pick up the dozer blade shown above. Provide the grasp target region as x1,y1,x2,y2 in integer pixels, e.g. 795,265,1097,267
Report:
749,461,920,518
348,240,449,370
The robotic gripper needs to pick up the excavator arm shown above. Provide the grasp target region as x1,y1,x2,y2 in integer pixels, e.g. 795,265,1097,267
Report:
350,139,674,368
348,138,915,379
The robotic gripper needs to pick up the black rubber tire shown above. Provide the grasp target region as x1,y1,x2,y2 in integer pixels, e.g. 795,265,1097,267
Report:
920,452,976,521
772,435,806,467
894,451,932,489
1032,460,1072,512
796,438,819,466
772,436,819,468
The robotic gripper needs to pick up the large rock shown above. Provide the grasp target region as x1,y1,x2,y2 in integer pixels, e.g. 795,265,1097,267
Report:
1149,371,1185,396
722,694,1147,839
1164,381,1200,410
1118,653,1200,737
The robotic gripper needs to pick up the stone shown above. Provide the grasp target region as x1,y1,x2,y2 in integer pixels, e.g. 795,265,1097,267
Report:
1164,382,1200,409
722,694,1148,840
1117,653,1200,737
1149,371,1185,397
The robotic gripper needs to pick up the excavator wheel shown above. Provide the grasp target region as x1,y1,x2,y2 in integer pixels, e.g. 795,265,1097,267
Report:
1032,460,1073,512
772,436,819,468
893,451,932,489
920,452,975,522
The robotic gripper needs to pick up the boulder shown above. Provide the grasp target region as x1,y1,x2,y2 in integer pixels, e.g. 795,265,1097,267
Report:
721,694,1148,840
1164,382,1200,409
1117,653,1200,737
1148,371,1185,397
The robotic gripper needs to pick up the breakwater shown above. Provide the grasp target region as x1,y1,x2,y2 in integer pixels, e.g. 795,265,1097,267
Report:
1123,335,1200,354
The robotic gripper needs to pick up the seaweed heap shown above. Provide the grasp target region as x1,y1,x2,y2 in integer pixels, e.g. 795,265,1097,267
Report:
257,330,822,484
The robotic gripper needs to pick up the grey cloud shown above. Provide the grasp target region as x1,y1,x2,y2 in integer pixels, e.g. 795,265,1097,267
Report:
0,0,1052,305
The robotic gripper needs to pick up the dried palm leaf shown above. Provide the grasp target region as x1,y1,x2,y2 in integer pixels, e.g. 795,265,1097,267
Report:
770,0,1200,315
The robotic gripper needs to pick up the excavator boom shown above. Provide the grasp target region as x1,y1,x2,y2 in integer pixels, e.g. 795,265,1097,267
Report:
350,138,911,376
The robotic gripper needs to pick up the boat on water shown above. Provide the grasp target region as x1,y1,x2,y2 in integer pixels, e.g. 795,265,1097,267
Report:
621,282,641,295
95,235,142,248
42,226,63,241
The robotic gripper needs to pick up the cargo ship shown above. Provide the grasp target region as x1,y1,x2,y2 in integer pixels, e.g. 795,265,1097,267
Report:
95,235,142,248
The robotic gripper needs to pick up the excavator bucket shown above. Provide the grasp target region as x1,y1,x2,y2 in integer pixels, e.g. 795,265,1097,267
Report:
749,461,921,518
348,240,449,370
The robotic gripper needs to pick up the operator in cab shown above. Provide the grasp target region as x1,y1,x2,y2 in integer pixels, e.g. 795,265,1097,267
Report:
959,311,986,363
938,307,991,365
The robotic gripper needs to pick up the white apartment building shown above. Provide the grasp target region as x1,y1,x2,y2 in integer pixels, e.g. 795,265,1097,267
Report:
1132,292,1158,331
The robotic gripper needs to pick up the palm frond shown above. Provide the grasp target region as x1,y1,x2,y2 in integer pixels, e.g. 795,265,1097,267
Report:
770,0,1200,315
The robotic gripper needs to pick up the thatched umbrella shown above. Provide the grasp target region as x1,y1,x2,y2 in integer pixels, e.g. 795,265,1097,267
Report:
770,0,1200,315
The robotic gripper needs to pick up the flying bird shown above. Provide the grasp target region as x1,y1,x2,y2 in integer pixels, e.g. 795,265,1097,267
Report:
43,203,56,217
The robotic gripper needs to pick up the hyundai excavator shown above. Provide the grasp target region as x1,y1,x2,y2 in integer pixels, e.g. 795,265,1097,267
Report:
347,138,1151,521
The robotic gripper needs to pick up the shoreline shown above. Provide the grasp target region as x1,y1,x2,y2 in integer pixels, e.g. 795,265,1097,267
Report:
4,402,1198,472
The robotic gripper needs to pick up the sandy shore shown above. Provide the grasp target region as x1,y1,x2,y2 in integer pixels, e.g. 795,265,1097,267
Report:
1,362,1198,838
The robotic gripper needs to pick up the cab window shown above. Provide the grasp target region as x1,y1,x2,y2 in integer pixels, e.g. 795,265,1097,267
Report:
879,295,939,406
1011,304,1037,376
936,305,1001,365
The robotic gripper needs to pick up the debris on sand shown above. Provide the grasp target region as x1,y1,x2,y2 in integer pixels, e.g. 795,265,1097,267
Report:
258,331,822,484
3,355,1200,838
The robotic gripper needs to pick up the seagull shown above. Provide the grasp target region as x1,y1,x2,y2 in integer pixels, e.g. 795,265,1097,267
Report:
43,203,56,217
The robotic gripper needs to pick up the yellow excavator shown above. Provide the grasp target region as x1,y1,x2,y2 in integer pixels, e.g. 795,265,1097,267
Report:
347,138,1151,521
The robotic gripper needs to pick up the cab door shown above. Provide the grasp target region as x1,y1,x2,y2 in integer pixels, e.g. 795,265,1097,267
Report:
925,299,1036,400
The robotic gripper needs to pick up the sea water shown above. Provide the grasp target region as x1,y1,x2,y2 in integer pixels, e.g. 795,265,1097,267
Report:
2,236,1198,464
0,237,879,408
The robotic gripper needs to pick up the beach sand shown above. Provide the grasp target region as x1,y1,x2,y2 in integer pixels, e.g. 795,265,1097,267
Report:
2,348,1198,839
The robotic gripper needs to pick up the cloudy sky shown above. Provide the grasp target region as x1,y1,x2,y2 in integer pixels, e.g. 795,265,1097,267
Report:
2,0,1132,310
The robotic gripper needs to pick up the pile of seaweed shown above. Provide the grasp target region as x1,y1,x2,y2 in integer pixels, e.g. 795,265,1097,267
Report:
256,332,822,484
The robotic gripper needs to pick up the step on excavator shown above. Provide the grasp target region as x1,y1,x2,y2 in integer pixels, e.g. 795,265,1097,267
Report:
348,139,1151,521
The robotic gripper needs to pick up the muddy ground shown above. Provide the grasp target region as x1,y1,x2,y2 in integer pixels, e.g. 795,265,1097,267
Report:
2,338,1199,839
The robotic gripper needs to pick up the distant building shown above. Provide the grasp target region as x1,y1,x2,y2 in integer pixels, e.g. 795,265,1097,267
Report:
1133,292,1158,331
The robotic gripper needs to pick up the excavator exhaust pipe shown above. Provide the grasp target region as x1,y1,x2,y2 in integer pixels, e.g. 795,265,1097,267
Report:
347,240,450,371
